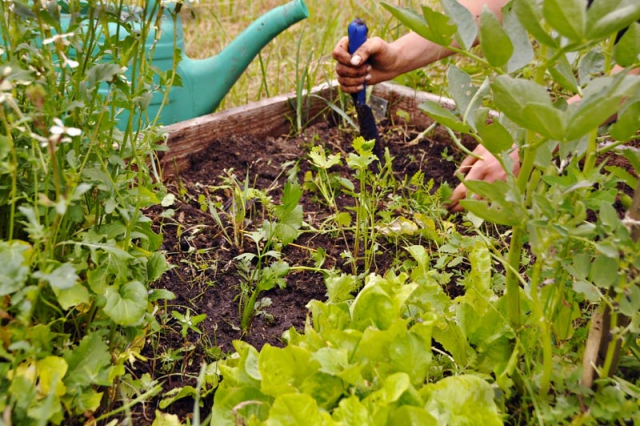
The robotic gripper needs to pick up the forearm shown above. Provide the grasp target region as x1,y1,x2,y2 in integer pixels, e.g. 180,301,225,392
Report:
389,0,510,73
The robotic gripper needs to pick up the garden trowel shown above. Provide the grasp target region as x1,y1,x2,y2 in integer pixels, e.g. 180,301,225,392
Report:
348,18,384,162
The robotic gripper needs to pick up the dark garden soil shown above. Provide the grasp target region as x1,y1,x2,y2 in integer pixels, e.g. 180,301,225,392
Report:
155,119,468,348
136,114,637,423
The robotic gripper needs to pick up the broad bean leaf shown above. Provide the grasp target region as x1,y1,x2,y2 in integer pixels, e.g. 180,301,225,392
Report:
578,50,605,86
479,6,513,67
380,4,434,43
421,6,457,47
491,76,554,132
590,254,619,288
586,0,640,42
549,53,580,93
522,102,565,141
418,100,471,133
610,100,640,141
513,0,557,47
461,179,526,227
503,3,534,73
566,74,640,140
619,285,640,317
573,280,602,302
614,23,640,67
463,199,523,227
543,0,586,43
474,110,515,155
103,280,148,326
447,66,489,128
440,0,476,50
422,375,502,425
86,63,123,86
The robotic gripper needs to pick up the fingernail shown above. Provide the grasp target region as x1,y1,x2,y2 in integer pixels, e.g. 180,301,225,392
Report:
366,65,372,72
365,74,372,81
351,55,362,66
356,85,364,91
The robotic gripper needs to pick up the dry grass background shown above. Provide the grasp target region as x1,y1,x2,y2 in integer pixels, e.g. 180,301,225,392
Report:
178,0,430,111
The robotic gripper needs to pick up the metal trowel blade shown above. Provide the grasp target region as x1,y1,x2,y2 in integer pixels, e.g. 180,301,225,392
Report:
369,94,388,120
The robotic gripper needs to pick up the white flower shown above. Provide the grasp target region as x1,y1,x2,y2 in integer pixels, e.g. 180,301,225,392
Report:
49,118,82,144
43,32,75,46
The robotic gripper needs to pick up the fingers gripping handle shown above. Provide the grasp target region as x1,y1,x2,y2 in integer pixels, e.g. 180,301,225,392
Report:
348,18,368,105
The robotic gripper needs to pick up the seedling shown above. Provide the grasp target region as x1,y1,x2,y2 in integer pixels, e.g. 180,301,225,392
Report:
172,309,207,339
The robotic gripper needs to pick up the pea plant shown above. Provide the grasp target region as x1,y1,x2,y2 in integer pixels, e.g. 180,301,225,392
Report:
0,1,178,424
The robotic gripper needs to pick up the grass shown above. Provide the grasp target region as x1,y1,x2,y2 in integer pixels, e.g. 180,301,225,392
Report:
179,0,430,111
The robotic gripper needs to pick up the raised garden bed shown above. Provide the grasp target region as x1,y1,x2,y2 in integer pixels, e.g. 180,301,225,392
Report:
138,82,639,424
139,82,473,420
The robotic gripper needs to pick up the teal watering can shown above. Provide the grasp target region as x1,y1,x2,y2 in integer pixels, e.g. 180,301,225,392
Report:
139,0,310,125
6,0,309,127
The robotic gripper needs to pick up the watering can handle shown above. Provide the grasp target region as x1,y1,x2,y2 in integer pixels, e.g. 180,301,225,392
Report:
348,18,368,105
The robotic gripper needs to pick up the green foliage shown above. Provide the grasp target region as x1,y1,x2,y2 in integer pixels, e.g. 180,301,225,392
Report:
210,0,640,424
0,1,174,423
379,0,640,422
212,260,506,425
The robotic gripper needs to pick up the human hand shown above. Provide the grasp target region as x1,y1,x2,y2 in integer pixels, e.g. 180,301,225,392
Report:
332,36,402,94
446,145,520,213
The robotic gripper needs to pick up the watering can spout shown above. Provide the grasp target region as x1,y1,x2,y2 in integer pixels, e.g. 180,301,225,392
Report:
168,0,309,123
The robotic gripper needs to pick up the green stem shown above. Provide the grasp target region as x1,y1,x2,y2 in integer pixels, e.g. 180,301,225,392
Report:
505,226,523,327
600,308,619,378
0,109,17,241
529,259,553,396
241,287,260,331
582,128,599,174
93,384,163,423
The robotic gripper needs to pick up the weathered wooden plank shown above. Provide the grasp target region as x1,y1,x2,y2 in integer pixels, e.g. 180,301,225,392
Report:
372,82,456,127
160,81,457,176
161,82,340,175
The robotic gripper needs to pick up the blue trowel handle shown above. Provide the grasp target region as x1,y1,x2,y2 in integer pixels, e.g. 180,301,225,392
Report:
348,18,368,105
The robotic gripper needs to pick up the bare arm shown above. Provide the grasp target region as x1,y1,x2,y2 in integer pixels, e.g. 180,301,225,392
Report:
332,0,510,93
